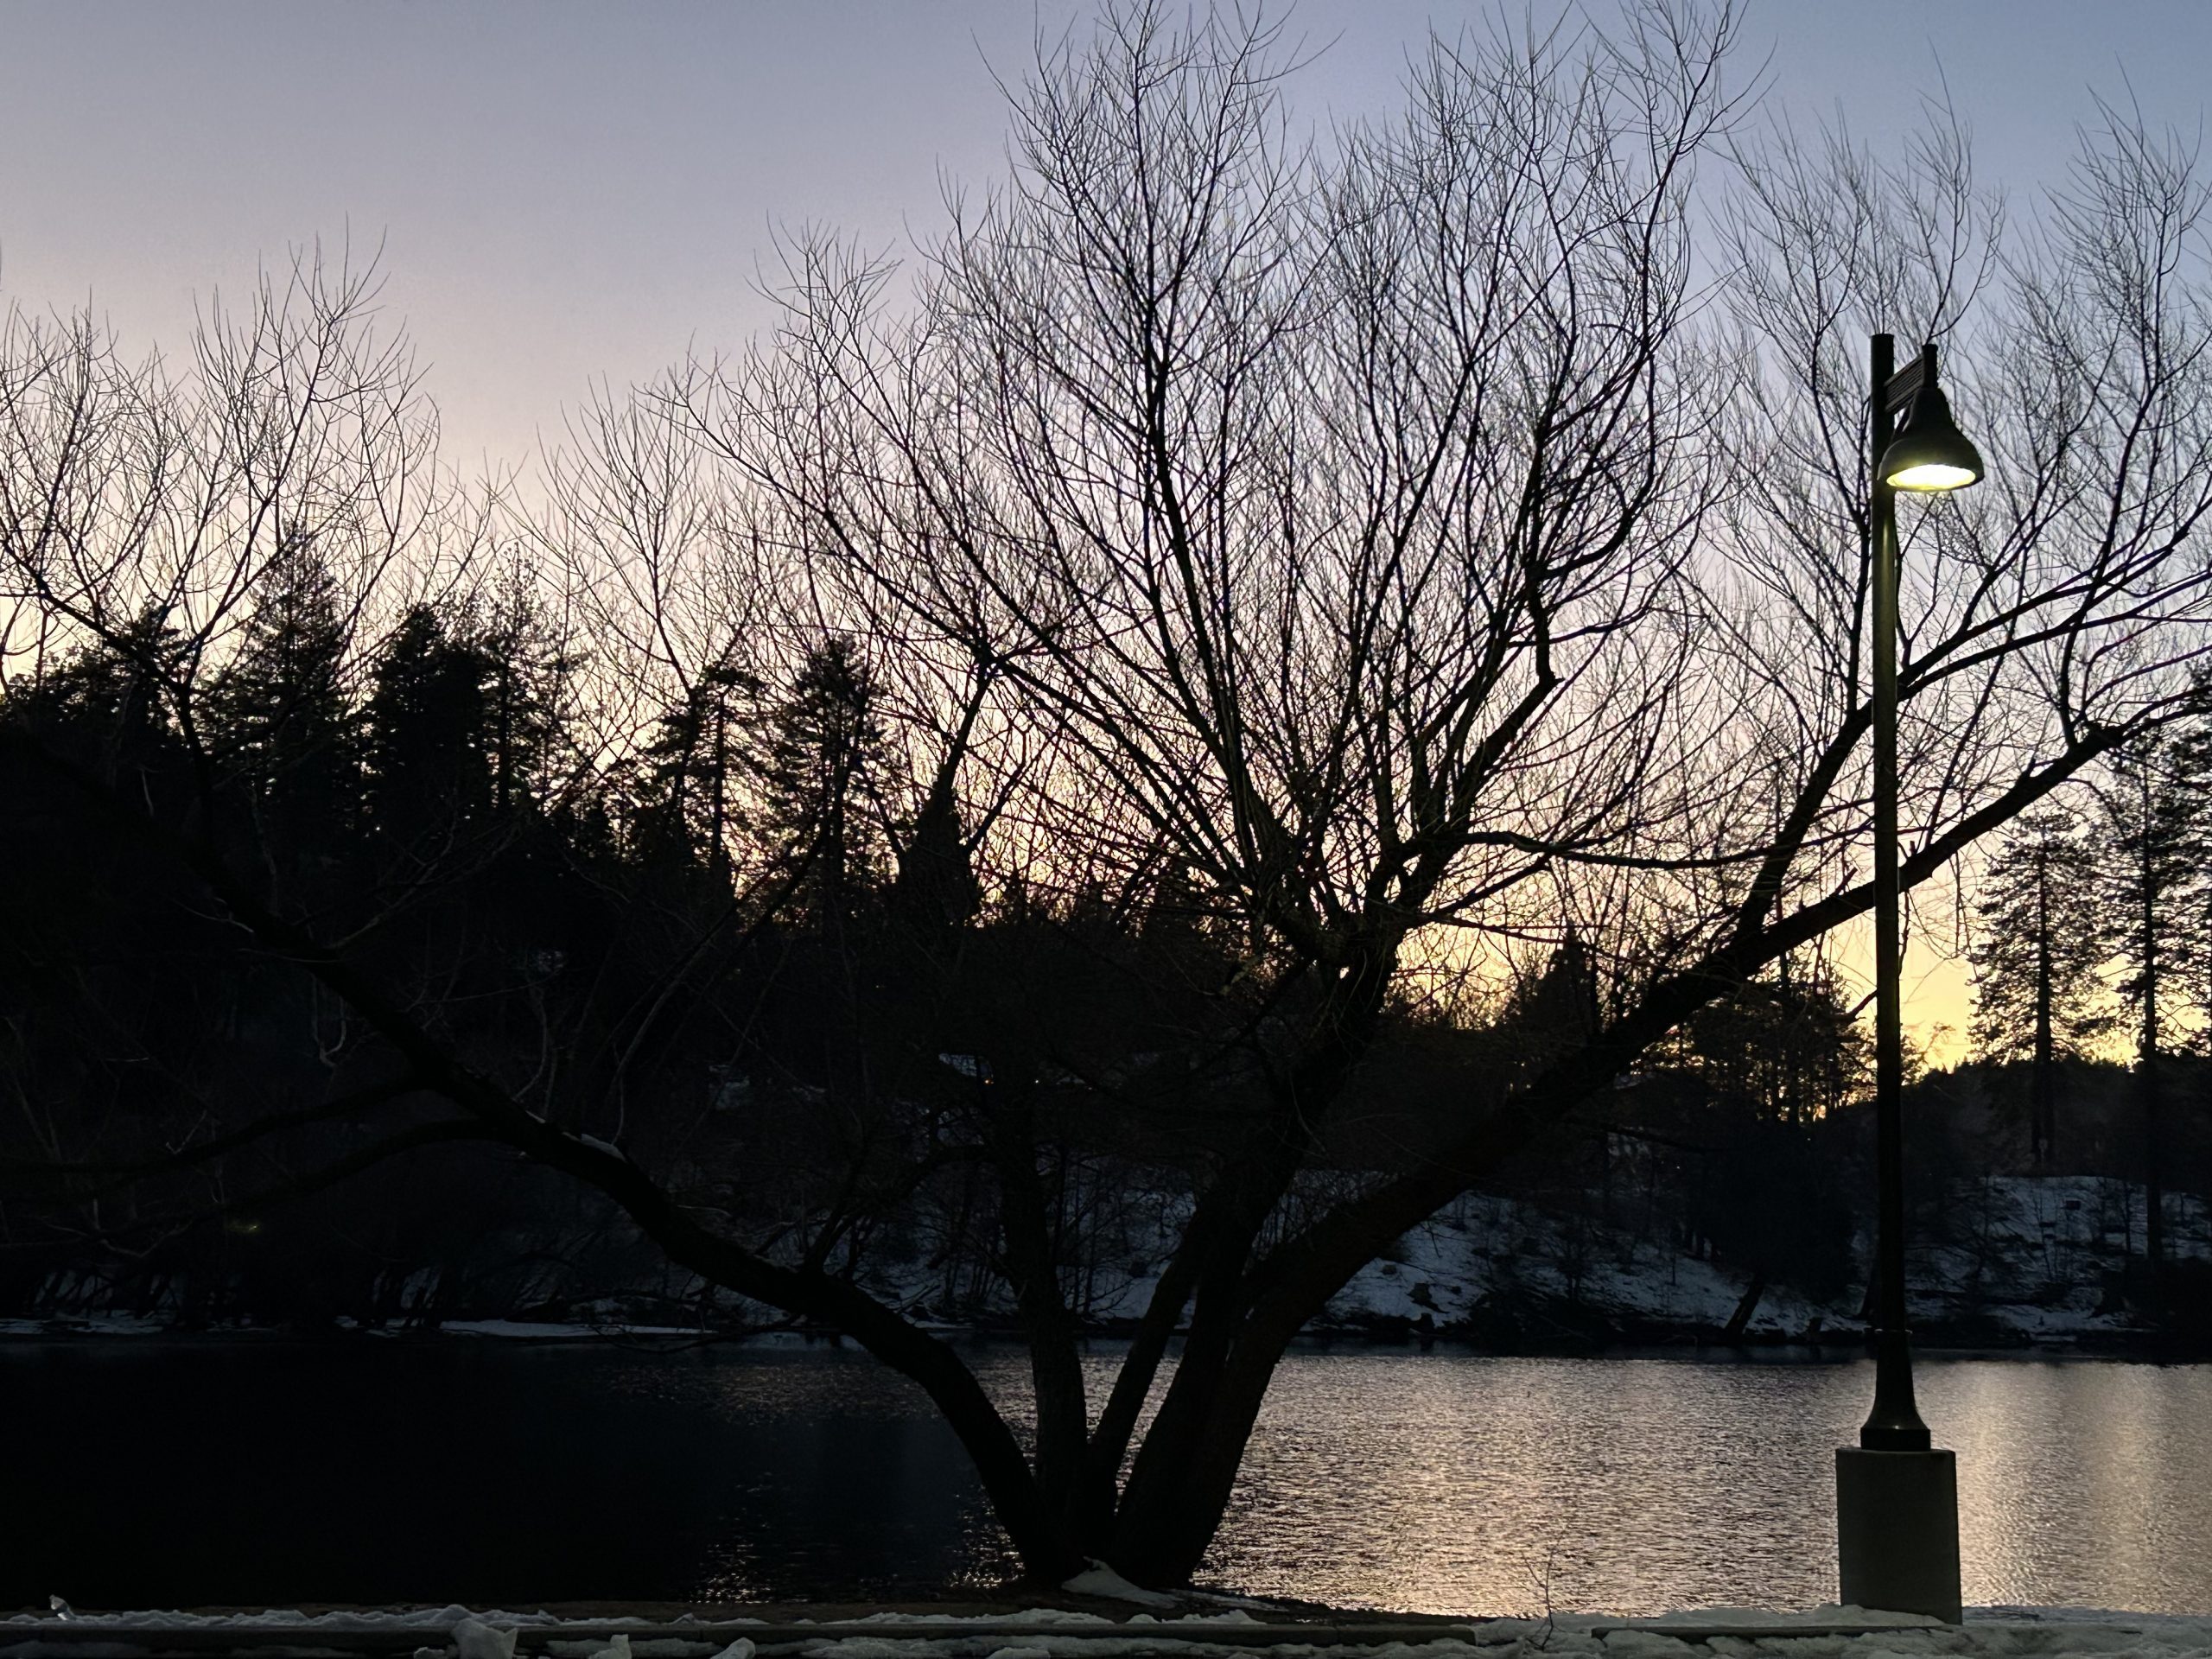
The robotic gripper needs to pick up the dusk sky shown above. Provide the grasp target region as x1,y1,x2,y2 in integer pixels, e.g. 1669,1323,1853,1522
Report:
5,0,2208,1056
5,0,2209,479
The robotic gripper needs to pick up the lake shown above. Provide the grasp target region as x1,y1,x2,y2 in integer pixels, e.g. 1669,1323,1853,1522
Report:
4,1338,2207,1615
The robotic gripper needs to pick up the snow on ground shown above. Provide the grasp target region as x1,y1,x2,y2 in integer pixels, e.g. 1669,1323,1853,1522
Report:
1315,1198,1827,1337
1318,1178,2212,1344
842,1175,2209,1347
1060,1567,1178,1610
0,1315,172,1338
0,1318,718,1341
10,1176,2206,1345
5,1607,2211,1658
1916,1177,2210,1339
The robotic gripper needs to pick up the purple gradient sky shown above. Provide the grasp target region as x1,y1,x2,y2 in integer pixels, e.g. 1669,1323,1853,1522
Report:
3,0,2209,480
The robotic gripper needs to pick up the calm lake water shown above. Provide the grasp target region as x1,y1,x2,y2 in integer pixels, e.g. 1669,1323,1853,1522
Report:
4,1339,2208,1616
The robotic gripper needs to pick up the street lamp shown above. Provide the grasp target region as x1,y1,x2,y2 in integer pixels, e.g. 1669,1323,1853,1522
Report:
1834,334,1979,1623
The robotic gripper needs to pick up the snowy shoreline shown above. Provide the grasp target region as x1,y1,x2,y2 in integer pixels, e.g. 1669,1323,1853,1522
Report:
5,1604,2212,1659
3,1316,2205,1362
13,1174,2205,1359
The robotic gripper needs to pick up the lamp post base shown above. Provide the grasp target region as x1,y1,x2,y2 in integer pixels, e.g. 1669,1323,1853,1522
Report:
1835,1446,1962,1622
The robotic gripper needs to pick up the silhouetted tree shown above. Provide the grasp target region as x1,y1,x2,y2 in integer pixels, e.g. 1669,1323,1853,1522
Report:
666,0,2212,1582
363,603,496,854
629,658,759,875
890,767,982,931
2100,735,2206,1293
1967,808,2113,1166
1680,959,1871,1127
13,0,2212,1595
1501,936,1605,1073
477,569,576,823
749,636,893,931
205,537,360,872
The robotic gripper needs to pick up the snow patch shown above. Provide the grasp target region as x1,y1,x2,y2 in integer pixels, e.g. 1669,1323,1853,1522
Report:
454,1620,518,1659
1062,1563,1179,1608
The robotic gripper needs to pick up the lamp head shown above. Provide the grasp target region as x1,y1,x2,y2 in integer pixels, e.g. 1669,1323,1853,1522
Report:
1881,383,1983,491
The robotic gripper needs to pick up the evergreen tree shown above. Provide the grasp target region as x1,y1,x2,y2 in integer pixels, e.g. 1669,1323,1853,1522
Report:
1500,932,1604,1070
1967,807,2113,1166
630,659,759,874
748,637,893,930
2098,735,2205,1294
18,606,191,784
1680,957,1870,1125
474,571,575,823
891,764,982,932
205,538,359,865
2170,697,2212,1035
362,603,496,854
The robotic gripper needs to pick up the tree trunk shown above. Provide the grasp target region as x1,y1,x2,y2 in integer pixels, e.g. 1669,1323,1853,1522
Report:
2033,849,2055,1169
1722,1272,1768,1342
2139,827,2166,1304
987,1071,1090,1534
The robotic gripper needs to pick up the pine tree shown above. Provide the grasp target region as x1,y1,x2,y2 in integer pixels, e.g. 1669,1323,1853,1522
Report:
747,637,893,930
889,677,991,933
1501,932,1604,1070
23,607,191,782
2098,735,2205,1296
891,765,982,931
474,570,575,822
362,603,495,854
205,537,359,866
1967,807,2113,1166
2170,695,2212,1034
1681,957,1870,1125
630,659,760,874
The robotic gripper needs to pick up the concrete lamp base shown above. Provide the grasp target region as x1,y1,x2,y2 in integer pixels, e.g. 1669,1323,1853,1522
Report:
1835,1446,1962,1623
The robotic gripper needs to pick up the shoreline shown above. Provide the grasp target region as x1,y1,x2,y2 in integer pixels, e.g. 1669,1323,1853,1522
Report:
4,1600,2211,1656
4,1314,2206,1362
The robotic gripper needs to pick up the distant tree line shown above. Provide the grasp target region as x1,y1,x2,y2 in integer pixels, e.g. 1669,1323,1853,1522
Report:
1967,717,2212,1297
1,564,1883,1331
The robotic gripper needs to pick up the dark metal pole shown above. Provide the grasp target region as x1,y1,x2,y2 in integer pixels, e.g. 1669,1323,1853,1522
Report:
1835,338,1959,1624
1862,332,1930,1452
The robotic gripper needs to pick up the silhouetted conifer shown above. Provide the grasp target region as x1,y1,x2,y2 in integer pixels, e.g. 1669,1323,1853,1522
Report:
1681,960,1870,1126
630,658,760,875
16,606,191,788
205,538,359,868
362,603,495,854
1502,933,1603,1067
890,766,982,932
2100,734,2209,1291
475,569,576,823
1967,807,2113,1166
748,636,892,931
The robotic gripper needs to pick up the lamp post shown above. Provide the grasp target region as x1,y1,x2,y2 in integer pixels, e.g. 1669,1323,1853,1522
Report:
1834,334,1982,1623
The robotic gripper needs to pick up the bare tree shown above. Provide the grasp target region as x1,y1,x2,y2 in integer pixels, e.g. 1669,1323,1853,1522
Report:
673,2,2212,1582
10,0,2212,1595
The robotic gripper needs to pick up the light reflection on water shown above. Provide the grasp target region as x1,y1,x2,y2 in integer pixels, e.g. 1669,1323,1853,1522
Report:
5,1341,2207,1613
957,1348,2212,1616
1187,1351,2212,1615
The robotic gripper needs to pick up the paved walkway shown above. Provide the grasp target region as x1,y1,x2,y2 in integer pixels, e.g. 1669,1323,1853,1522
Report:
5,1605,2210,1659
